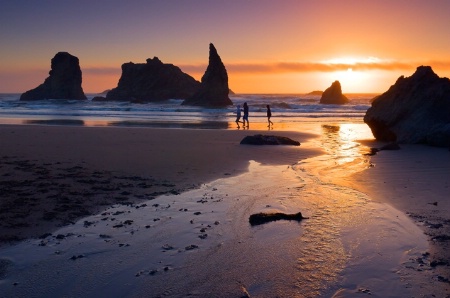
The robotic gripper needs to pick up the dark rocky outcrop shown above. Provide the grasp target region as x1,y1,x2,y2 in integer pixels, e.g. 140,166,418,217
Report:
364,66,450,147
319,81,349,104
182,43,233,107
249,212,306,226
240,135,300,146
105,57,200,102
20,52,86,101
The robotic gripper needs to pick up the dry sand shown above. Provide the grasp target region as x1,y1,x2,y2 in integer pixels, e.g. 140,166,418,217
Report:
0,124,449,297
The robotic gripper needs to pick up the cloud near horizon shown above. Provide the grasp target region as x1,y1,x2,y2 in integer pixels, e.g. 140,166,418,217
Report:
178,60,450,75
7,60,450,78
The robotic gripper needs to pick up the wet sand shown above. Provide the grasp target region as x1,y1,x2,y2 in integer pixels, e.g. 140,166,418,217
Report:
0,123,449,297
344,141,450,297
0,125,319,246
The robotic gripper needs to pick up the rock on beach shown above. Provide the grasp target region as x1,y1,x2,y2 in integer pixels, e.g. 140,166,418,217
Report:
240,135,300,146
364,66,450,147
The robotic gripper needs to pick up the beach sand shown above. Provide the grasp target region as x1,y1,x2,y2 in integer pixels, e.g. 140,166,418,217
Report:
343,141,450,297
0,125,319,245
0,124,449,297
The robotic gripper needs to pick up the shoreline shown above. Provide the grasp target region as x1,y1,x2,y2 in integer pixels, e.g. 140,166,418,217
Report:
1,123,449,296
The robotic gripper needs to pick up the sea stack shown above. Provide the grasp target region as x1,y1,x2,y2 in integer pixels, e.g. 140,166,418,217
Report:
182,43,233,107
319,80,349,104
105,57,200,102
364,66,450,147
20,52,86,101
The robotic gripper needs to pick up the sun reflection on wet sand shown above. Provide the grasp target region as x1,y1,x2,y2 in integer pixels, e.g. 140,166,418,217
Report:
321,123,374,163
293,123,428,297
300,123,375,184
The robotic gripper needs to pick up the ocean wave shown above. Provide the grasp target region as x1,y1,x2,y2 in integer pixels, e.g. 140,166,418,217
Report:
0,93,372,126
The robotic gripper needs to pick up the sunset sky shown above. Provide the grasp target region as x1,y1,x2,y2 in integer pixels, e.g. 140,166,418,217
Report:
1,0,450,94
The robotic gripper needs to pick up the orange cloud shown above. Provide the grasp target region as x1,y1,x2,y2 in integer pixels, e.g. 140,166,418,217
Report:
80,59,450,78
179,60,450,75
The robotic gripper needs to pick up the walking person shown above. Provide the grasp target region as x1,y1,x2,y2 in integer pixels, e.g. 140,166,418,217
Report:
266,105,273,127
235,104,242,128
243,102,249,128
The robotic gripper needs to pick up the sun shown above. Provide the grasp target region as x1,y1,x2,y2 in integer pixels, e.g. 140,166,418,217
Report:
320,57,380,93
322,67,363,93
343,67,355,81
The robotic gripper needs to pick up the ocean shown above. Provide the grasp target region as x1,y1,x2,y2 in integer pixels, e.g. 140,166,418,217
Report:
0,93,376,128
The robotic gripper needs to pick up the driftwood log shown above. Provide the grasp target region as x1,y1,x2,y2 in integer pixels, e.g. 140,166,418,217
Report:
249,212,307,226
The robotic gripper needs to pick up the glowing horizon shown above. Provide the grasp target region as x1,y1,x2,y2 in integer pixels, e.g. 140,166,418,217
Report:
2,57,449,95
1,1,450,94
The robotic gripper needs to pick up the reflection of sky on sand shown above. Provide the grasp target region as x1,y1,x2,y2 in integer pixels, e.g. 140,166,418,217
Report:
300,123,375,185
293,123,428,296
0,155,428,297
320,123,374,165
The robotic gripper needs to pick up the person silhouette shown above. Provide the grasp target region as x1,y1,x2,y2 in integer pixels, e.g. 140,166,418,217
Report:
243,102,249,127
235,104,242,127
266,105,273,127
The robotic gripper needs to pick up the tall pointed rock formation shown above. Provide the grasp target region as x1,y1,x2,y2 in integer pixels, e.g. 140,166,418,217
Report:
20,52,86,100
182,43,233,107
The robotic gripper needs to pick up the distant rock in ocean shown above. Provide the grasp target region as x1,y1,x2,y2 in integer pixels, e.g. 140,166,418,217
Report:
20,52,86,101
307,90,323,96
364,66,450,147
319,81,349,104
182,43,233,107
105,57,200,102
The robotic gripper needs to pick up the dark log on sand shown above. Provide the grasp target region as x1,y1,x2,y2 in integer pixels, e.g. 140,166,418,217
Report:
249,212,307,226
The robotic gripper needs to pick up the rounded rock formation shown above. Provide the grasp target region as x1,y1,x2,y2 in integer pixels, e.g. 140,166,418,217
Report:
364,66,450,147
319,81,349,104
105,57,200,102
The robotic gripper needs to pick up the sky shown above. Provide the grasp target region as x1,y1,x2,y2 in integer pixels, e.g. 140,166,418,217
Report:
1,0,450,94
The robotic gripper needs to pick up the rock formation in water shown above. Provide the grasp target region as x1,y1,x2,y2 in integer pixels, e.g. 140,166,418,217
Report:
105,57,200,102
20,52,86,101
319,81,349,104
307,90,323,96
182,43,233,107
364,66,450,147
